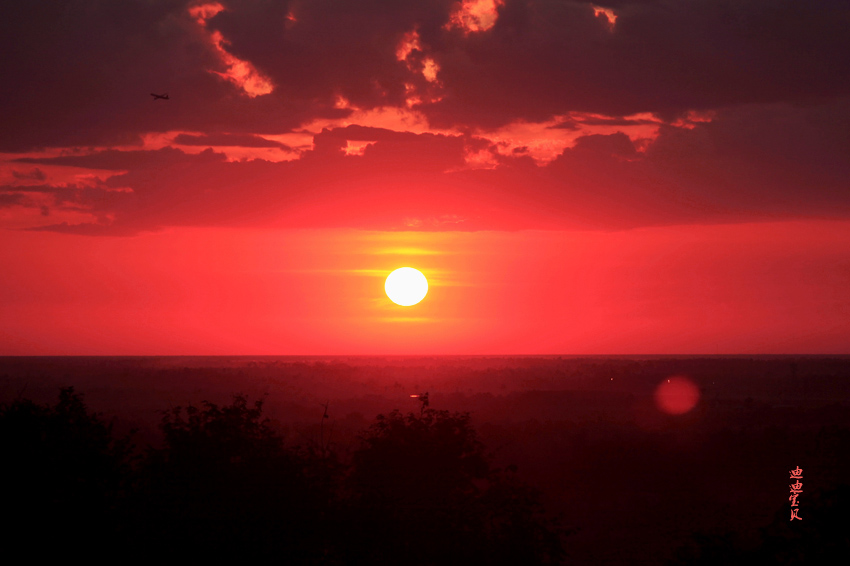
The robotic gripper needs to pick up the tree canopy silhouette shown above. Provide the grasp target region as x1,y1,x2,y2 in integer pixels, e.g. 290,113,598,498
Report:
0,387,133,556
135,395,325,561
345,401,567,565
1,388,567,564
668,485,850,565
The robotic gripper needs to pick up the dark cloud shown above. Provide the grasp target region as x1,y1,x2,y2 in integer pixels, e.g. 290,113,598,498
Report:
17,147,227,170
7,102,849,236
314,126,474,172
11,169,46,181
5,132,514,234
317,125,440,142
3,1,849,233
423,0,850,128
538,101,850,227
25,221,145,237
3,0,848,151
643,101,850,214
207,0,457,109
0,193,28,208
0,183,132,219
0,0,345,151
172,133,291,148
573,116,658,127
547,120,581,130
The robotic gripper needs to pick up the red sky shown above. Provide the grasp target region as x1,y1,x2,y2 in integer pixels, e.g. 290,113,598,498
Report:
2,0,849,354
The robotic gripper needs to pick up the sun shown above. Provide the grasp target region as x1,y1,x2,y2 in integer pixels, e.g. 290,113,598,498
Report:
385,267,428,306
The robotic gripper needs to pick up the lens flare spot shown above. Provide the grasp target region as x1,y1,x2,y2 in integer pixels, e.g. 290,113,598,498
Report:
654,376,700,415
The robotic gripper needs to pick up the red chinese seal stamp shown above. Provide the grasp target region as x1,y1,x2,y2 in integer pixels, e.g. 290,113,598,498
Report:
789,466,803,521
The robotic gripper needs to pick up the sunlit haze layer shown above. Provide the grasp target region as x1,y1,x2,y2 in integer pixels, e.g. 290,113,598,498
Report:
2,1,849,354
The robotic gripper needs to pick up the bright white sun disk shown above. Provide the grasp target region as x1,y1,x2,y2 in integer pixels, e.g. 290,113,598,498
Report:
385,267,428,306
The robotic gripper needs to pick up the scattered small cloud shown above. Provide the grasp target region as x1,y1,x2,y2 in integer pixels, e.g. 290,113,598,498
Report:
172,133,291,149
445,0,504,34
11,168,46,181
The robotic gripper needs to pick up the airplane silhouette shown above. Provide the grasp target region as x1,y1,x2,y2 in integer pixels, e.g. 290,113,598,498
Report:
150,92,169,100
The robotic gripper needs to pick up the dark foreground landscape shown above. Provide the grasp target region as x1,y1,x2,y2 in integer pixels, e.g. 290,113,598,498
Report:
2,356,848,564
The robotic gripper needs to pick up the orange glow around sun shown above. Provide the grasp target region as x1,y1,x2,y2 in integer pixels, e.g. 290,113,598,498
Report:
2,221,850,355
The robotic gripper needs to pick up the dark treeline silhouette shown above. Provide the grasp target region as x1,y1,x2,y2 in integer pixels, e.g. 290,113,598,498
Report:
345,400,566,565
1,388,566,564
3,356,850,564
668,485,850,565
1,387,134,557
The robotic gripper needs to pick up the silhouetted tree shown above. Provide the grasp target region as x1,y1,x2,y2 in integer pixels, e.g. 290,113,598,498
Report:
754,484,850,564
344,401,567,565
0,387,134,557
1,387,568,564
134,395,328,562
669,485,850,565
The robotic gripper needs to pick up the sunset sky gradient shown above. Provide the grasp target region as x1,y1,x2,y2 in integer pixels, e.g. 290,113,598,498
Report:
2,0,848,354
